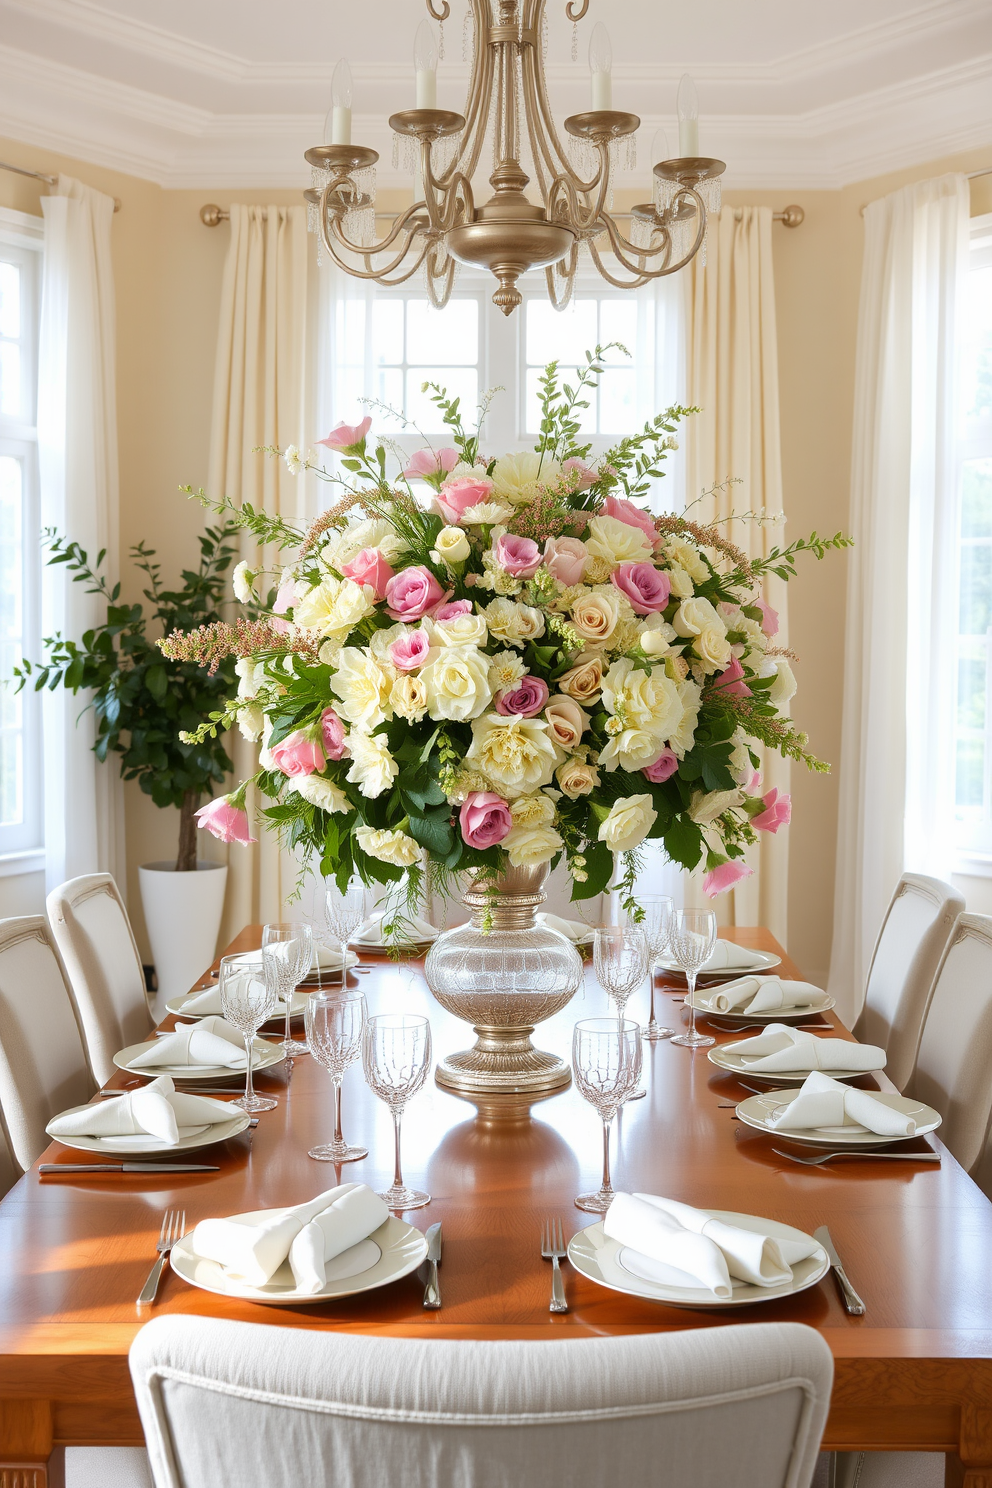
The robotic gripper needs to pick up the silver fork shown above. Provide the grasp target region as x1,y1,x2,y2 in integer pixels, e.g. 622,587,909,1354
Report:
771,1147,940,1166
541,1218,568,1313
137,1208,186,1305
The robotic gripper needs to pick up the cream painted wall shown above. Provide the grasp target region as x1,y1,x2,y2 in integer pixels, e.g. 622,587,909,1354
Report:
1,134,990,977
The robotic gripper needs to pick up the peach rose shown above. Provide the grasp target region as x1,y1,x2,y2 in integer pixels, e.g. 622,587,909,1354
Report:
544,696,589,751
557,654,604,704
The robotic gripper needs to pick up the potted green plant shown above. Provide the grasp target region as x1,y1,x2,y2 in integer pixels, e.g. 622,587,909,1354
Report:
15,522,240,1000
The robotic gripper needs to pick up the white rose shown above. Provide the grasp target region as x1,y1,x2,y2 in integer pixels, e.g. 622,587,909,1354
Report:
601,657,684,740
666,562,694,599
317,637,343,666
332,649,393,730
434,526,471,565
232,561,255,604
491,451,561,507
465,715,559,797
236,657,266,700
290,773,351,814
640,628,670,658
431,611,488,647
295,576,377,639
599,726,669,772
672,596,731,673
672,596,723,640
345,732,398,798
728,730,754,785
598,794,658,853
237,704,264,742
584,515,653,567
482,598,546,649
664,538,709,584
323,517,406,569
390,673,428,722
570,589,622,643
503,822,563,868
689,788,744,825
669,679,701,758
355,826,421,868
421,644,493,722
766,658,797,710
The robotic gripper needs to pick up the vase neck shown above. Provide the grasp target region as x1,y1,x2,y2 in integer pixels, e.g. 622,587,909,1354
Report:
463,872,547,932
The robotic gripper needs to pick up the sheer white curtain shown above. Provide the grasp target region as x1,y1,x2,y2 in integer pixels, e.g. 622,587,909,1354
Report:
207,204,310,943
37,175,125,892
683,206,788,940
829,174,969,1024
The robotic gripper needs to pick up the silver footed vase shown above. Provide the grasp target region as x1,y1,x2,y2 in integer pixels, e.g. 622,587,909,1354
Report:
424,863,583,1096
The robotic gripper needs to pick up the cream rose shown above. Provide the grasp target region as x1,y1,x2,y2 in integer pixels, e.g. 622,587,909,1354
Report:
672,595,731,673
421,644,493,722
558,654,604,704
390,673,428,722
491,451,562,507
237,704,264,742
290,774,350,814
295,576,377,639
503,821,564,868
584,515,654,567
666,561,695,599
323,516,406,569
431,611,488,647
669,679,701,758
482,597,546,649
556,759,600,798
689,788,744,825
345,732,398,798
465,715,559,797
599,725,671,772
665,538,709,584
598,794,658,853
331,648,393,730
235,657,266,700
434,526,471,565
544,696,589,752
766,658,797,709
601,657,685,739
570,589,622,643
355,826,421,868
509,793,557,827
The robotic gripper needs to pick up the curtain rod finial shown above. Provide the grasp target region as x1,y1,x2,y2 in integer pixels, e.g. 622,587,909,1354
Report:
200,203,225,227
779,204,804,228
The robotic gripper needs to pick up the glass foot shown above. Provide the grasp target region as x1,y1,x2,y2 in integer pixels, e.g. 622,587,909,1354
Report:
378,1185,431,1211
670,1030,715,1049
308,1142,368,1163
280,1038,309,1056
643,1023,674,1041
234,1093,278,1112
575,1188,615,1214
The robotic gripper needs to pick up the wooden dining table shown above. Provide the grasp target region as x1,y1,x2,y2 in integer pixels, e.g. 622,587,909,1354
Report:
1,925,991,1486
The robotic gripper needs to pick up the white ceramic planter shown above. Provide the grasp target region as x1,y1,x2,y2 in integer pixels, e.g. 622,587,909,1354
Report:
138,861,228,1006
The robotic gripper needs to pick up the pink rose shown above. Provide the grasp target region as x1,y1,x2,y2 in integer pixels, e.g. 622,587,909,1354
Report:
388,628,433,671
403,447,459,483
543,536,588,586
437,475,494,524
270,730,324,778
495,676,550,718
384,566,447,622
195,795,256,846
702,860,754,898
755,598,779,637
611,562,671,615
563,457,598,492
459,791,513,849
599,494,660,548
752,787,792,834
340,546,395,600
320,707,349,761
495,532,542,579
271,573,306,635
642,748,679,783
711,657,752,698
434,599,473,622
316,416,372,451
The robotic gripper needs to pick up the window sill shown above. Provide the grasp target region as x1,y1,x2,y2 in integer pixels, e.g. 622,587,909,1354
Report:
0,848,45,879
953,852,992,880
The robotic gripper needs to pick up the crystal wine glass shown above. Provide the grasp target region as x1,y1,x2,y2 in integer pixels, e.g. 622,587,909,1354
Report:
593,926,650,1024
218,952,279,1112
572,1017,642,1213
304,986,368,1162
262,922,313,1057
362,1013,432,1211
325,878,368,989
669,907,718,1049
636,894,675,1041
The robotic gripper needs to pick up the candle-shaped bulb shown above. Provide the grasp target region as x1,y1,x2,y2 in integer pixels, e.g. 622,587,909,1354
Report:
414,19,439,109
650,128,669,168
589,23,613,112
323,58,353,145
677,73,699,157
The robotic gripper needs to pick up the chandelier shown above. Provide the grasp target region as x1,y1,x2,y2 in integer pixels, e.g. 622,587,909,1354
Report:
303,0,725,315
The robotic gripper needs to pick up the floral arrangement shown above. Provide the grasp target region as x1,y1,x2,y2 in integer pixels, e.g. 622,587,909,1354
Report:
162,346,850,919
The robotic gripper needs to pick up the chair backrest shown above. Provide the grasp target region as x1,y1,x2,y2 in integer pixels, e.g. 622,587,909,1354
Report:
854,872,963,1091
47,874,152,1085
907,912,992,1175
130,1315,832,1488
0,916,95,1171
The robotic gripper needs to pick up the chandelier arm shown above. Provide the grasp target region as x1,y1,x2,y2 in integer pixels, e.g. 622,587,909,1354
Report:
523,17,604,193
596,215,674,277
564,0,590,18
425,245,457,309
336,235,433,288
586,238,653,290
425,0,450,19
318,186,428,260
435,0,492,190
321,212,430,282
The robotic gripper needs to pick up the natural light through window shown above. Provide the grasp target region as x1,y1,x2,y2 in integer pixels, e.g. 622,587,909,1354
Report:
523,298,639,436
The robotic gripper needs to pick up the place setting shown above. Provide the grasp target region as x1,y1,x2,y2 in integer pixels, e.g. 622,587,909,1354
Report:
688,974,836,1027
708,1022,887,1085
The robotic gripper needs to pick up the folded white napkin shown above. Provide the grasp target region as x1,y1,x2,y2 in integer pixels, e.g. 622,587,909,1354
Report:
351,912,437,946
128,1015,249,1071
48,1076,236,1147
191,1183,389,1293
765,1070,915,1137
310,945,353,971
698,975,824,1015
723,1022,885,1073
700,940,770,970
605,1192,820,1297
534,912,593,942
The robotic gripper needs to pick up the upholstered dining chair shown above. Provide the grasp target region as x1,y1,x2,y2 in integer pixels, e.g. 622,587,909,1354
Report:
853,873,963,1091
47,873,153,1085
130,1314,833,1488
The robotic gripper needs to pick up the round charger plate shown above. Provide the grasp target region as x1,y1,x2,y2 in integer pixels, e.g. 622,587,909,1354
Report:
347,939,435,957
568,1212,829,1309
170,1214,428,1305
166,990,309,1023
45,1103,251,1156
707,1041,881,1085
735,1089,941,1147
113,1035,285,1082
661,949,781,978
689,989,835,1024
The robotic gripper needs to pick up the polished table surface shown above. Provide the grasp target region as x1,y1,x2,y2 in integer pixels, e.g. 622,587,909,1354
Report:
2,926,992,1484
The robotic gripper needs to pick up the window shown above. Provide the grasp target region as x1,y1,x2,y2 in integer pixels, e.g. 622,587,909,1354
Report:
0,211,43,858
953,214,992,858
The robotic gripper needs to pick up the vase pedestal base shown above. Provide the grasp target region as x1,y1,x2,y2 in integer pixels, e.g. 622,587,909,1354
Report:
434,1024,572,1097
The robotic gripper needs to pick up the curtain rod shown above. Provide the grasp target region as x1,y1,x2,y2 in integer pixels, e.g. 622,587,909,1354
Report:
0,158,121,212
200,202,805,227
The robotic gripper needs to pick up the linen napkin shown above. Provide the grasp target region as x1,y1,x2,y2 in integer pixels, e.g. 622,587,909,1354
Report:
128,1015,249,1071
535,912,593,941
722,1022,885,1073
351,912,437,946
605,1192,820,1297
309,945,353,971
191,1183,389,1293
765,1070,915,1137
699,940,771,971
48,1076,237,1147
697,975,825,1015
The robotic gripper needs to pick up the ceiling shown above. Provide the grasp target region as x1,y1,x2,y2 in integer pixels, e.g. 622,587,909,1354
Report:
0,0,989,190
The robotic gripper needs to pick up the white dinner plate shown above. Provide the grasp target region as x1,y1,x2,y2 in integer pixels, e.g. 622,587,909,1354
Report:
170,1213,428,1305
689,989,836,1024
707,1042,884,1085
568,1212,829,1309
45,1103,251,1156
660,949,782,978
113,1035,285,1081
734,1089,942,1147
166,991,309,1023
348,939,435,957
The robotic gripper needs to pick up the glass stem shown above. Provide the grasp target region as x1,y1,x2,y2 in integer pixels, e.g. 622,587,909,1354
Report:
686,970,697,1038
601,1115,613,1196
244,1034,255,1104
648,970,657,1032
284,979,293,1046
341,938,347,991
333,1077,344,1145
392,1108,404,1192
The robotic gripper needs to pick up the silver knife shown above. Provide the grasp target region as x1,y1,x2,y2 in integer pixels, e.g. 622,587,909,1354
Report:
422,1222,442,1309
814,1225,866,1316
39,1163,219,1174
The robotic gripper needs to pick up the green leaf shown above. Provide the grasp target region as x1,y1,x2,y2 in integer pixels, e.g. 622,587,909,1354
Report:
570,840,613,900
407,811,454,858
145,664,168,701
663,816,704,870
